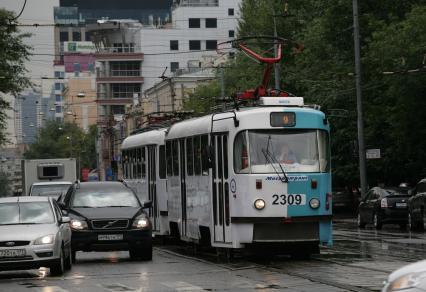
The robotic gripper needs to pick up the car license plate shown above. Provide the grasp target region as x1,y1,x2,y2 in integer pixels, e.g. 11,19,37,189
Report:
396,202,407,208
98,234,123,241
0,249,26,258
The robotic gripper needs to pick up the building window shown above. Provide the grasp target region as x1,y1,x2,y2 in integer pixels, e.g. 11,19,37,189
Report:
189,40,201,51
112,43,135,53
88,63,94,72
55,106,62,113
73,62,81,72
188,18,200,28
206,40,217,50
205,18,217,28
111,83,141,98
55,83,62,91
228,8,234,16
170,40,179,51
59,31,68,42
170,62,179,73
72,31,81,41
54,71,61,78
85,31,92,41
111,105,125,115
229,30,235,38
55,95,61,102
110,61,141,76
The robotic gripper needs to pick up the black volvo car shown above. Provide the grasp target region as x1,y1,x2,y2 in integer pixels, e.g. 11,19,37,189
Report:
59,181,152,262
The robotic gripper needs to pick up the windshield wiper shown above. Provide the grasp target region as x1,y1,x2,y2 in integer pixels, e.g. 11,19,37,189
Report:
262,148,288,183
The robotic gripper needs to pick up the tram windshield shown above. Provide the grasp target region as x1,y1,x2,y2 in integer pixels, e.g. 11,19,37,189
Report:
234,130,329,174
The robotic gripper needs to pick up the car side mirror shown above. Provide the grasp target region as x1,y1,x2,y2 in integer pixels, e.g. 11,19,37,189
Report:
58,202,66,209
142,201,152,209
61,216,71,224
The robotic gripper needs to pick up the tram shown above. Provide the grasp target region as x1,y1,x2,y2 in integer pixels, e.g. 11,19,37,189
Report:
121,36,332,255
121,97,332,254
121,128,169,235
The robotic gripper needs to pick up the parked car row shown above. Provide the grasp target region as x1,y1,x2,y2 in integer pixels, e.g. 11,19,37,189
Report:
0,181,153,276
356,179,426,231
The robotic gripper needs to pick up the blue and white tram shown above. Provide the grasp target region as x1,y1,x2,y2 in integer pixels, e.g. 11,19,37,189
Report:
164,97,332,253
121,128,169,235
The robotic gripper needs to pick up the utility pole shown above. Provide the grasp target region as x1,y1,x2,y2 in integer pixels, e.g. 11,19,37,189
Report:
273,16,280,90
352,0,368,197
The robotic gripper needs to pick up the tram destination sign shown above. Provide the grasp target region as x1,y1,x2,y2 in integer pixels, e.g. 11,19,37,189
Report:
270,112,296,127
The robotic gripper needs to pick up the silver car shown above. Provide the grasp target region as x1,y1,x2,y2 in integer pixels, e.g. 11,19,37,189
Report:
0,196,72,276
29,181,73,200
382,260,426,292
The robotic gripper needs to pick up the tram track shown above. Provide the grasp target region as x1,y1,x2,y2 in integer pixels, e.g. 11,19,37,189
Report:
156,245,380,291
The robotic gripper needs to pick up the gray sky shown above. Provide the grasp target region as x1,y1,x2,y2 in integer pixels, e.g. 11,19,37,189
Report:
1,0,58,83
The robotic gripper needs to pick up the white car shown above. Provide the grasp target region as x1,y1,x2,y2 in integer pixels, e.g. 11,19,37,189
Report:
29,181,73,199
383,260,426,292
0,196,72,276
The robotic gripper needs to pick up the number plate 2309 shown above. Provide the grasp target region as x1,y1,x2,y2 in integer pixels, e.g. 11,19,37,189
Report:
272,194,306,205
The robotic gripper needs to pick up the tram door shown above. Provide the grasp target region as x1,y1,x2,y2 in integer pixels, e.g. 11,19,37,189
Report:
147,146,159,231
179,139,187,237
212,134,231,243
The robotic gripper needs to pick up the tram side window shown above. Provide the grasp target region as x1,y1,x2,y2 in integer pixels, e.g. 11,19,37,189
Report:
201,135,209,175
186,137,194,176
141,147,146,178
223,136,228,179
166,141,172,176
122,150,128,179
234,131,249,173
194,136,201,175
172,140,179,176
132,149,137,179
136,148,141,178
159,145,166,179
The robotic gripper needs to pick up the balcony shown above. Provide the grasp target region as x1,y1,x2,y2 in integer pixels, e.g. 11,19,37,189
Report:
95,51,144,61
96,94,134,105
96,70,144,83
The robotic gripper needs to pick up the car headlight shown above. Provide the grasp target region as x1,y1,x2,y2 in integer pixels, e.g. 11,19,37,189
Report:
309,198,320,209
254,199,265,210
70,219,88,230
34,234,55,245
386,272,426,291
132,216,150,229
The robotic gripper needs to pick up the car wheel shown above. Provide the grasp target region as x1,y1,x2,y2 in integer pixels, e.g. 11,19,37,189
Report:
71,250,76,264
357,213,366,228
50,247,65,276
64,247,72,270
373,213,382,230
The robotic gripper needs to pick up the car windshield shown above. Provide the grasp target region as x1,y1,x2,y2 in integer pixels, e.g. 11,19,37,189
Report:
234,129,329,174
30,184,71,199
0,202,55,225
71,187,140,208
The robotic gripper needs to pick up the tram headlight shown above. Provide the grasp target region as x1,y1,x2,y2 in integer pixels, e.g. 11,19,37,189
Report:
254,199,266,210
309,198,320,209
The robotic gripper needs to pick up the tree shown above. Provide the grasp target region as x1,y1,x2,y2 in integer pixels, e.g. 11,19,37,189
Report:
24,121,98,170
0,171,12,197
0,9,32,146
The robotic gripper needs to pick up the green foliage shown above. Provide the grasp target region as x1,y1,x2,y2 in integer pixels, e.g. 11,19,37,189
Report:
24,121,98,170
186,0,426,187
0,9,32,146
0,171,12,197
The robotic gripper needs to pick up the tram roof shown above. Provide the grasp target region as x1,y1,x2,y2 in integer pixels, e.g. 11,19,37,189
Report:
166,106,324,140
121,128,167,149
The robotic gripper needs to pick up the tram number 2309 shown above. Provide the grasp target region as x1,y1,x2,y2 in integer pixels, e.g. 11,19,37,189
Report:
272,194,306,206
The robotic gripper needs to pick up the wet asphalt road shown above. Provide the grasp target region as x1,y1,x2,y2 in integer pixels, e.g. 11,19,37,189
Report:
1,217,425,292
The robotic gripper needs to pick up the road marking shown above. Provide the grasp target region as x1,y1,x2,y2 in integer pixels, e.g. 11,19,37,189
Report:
162,281,206,291
33,286,69,292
